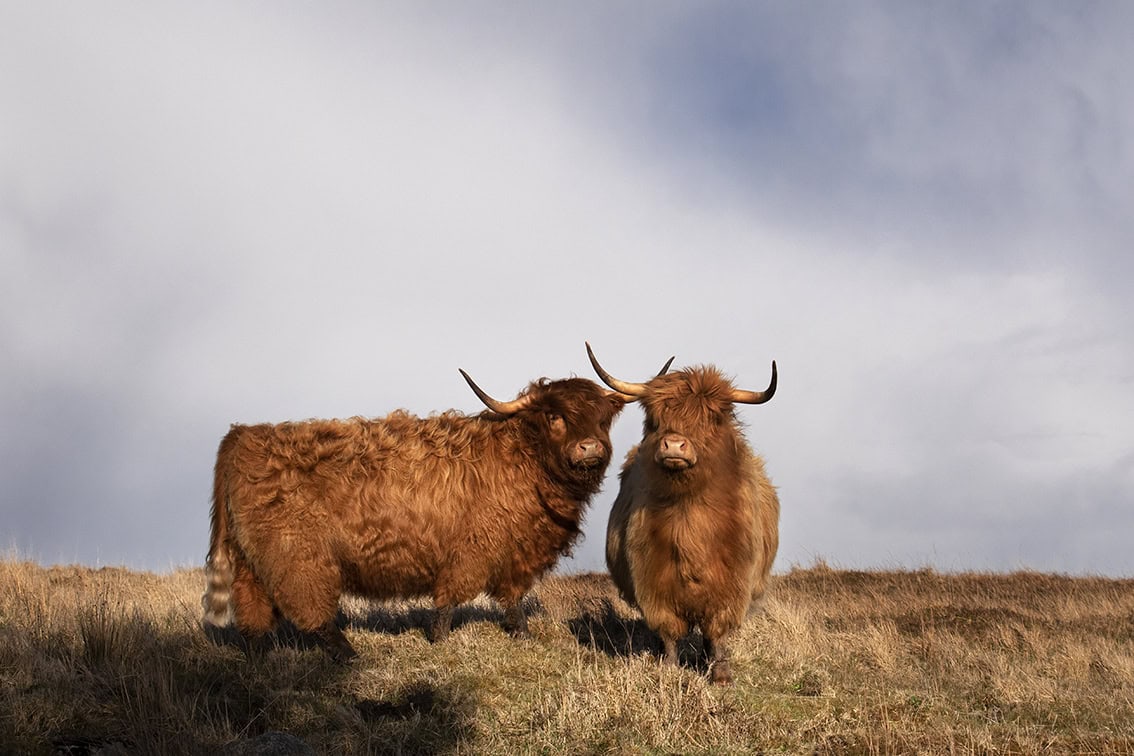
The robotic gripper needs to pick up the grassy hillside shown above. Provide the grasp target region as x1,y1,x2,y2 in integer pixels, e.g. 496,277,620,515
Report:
1,558,1132,754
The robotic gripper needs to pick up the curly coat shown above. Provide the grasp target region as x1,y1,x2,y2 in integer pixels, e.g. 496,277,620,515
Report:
606,366,779,683
203,377,624,660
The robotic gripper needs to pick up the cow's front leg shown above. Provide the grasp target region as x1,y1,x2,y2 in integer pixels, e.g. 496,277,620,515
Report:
501,602,530,639
430,605,454,643
661,636,679,666
703,635,732,685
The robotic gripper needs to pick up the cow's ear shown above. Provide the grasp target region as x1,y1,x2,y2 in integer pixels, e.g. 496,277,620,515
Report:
607,394,630,415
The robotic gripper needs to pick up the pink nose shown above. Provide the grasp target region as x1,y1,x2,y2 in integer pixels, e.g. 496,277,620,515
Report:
656,434,696,469
572,438,605,467
577,439,602,457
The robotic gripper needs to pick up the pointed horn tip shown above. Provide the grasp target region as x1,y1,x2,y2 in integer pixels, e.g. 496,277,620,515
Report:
726,359,778,405
460,369,532,415
590,343,657,397
459,368,492,402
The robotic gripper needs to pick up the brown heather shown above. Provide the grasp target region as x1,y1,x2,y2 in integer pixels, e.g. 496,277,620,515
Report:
2,557,1133,754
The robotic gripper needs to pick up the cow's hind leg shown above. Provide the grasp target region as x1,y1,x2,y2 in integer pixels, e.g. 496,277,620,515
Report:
269,561,358,663
231,558,276,642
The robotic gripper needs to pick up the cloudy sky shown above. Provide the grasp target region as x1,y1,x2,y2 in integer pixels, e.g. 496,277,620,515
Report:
3,3,1131,577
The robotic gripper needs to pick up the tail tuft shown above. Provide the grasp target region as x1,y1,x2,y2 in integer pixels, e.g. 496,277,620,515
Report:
204,425,240,628
202,550,234,627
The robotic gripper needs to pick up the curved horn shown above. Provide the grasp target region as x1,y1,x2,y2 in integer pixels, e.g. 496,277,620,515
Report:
729,360,777,404
602,355,675,402
459,369,534,415
586,342,650,397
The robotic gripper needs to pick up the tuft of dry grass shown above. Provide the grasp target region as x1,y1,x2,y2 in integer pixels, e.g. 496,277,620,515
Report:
2,557,1133,753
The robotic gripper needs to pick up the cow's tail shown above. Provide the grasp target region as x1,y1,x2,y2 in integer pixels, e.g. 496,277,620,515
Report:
202,430,237,627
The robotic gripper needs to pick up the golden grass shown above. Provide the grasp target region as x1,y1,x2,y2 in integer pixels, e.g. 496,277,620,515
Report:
1,557,1132,754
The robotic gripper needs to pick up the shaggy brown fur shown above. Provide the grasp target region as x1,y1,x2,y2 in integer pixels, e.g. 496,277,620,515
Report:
605,366,779,684
202,377,625,661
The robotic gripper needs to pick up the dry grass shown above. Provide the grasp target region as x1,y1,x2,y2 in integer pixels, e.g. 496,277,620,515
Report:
2,557,1133,754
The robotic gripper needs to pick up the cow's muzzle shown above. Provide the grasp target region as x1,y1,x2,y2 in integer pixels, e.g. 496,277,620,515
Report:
570,439,607,468
656,434,696,471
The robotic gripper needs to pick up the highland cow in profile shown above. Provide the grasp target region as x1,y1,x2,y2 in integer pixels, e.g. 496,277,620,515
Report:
588,343,780,685
202,369,631,662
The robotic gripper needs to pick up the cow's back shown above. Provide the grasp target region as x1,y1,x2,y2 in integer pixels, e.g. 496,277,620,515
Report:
222,415,476,596
222,412,554,603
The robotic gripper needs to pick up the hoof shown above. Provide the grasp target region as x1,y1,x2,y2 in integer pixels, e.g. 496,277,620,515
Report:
710,661,733,686
329,645,359,665
502,605,530,639
430,607,454,643
506,625,532,640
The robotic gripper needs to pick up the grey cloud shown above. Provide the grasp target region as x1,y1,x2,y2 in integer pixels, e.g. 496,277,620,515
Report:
2,3,1131,577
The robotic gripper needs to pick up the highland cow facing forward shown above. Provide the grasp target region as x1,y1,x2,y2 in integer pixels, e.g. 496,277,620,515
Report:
202,370,631,662
588,343,780,685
